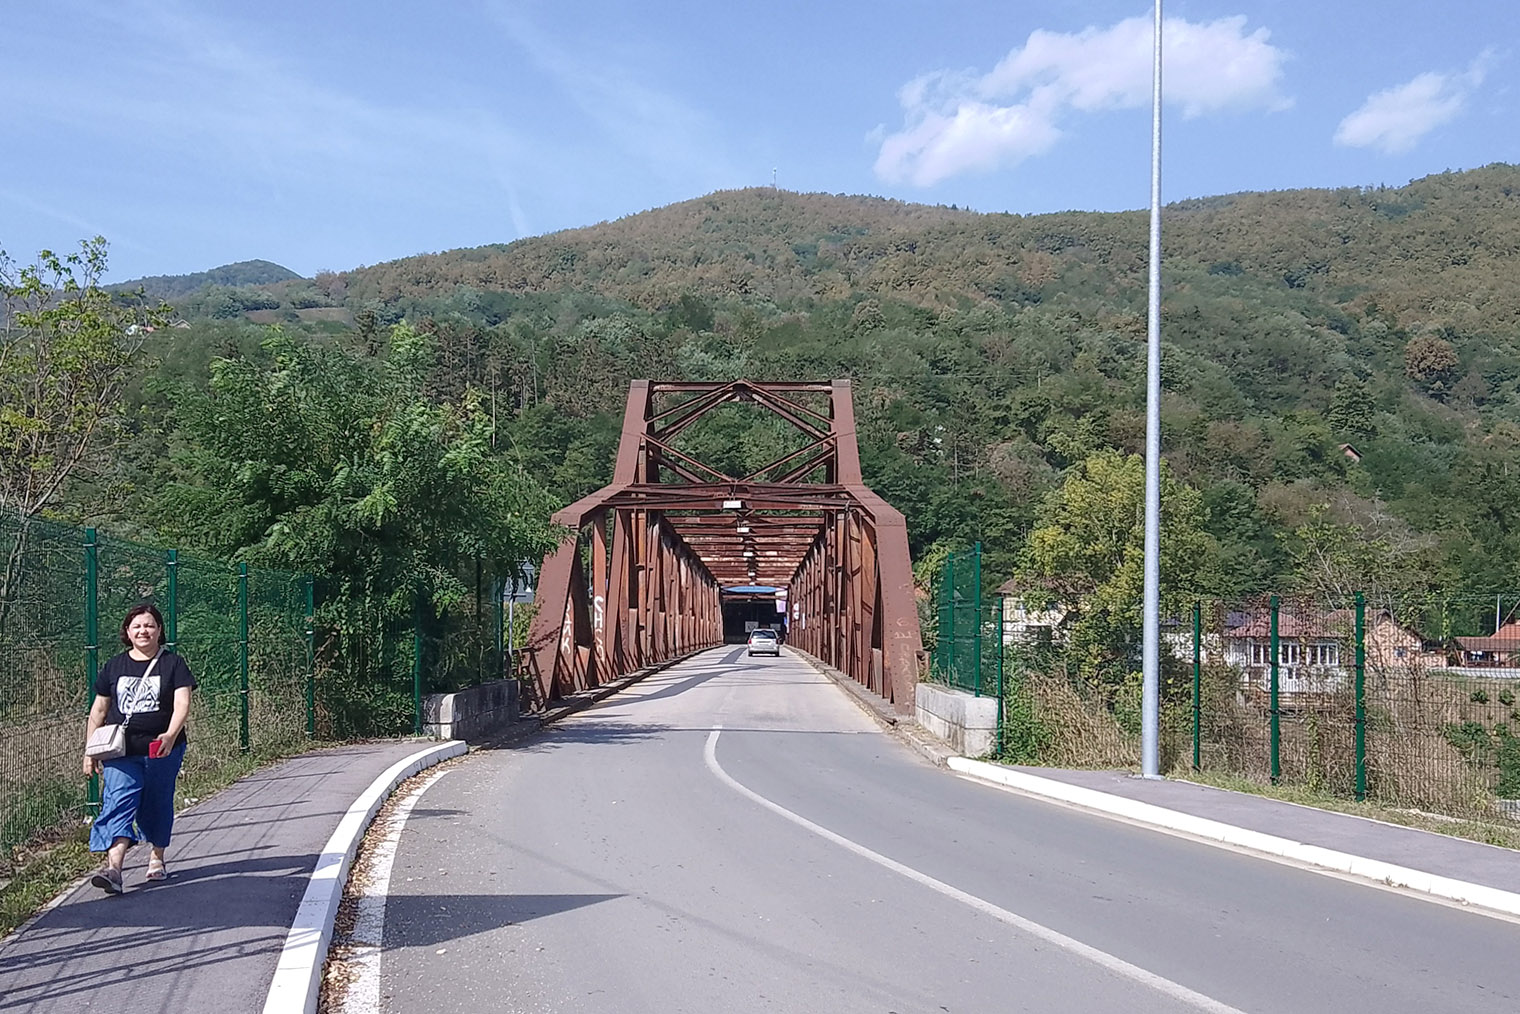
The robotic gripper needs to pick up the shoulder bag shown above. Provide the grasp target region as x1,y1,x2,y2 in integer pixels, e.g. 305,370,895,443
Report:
85,652,163,761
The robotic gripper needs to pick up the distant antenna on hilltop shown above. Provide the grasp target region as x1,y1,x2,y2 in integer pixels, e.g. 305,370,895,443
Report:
772,168,777,190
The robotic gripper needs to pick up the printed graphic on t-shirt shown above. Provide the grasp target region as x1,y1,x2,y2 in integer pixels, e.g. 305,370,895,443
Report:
116,674,161,718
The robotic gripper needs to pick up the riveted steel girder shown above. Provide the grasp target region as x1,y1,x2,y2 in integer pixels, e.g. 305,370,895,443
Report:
524,379,924,712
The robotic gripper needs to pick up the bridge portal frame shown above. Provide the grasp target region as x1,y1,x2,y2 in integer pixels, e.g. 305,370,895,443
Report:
525,379,923,714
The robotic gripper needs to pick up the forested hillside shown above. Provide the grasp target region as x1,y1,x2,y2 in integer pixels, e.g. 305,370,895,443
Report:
113,259,301,301
336,166,1520,345
28,165,1520,636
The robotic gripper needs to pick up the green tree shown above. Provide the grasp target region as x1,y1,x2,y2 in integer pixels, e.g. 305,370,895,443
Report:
1326,376,1377,442
1022,450,1216,681
663,293,715,333
848,298,886,335
0,237,166,519
158,324,561,618
506,404,620,502
1288,503,1433,604
1,238,168,631
1197,480,1285,597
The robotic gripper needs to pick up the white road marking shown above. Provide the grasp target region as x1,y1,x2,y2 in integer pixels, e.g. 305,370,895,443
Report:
332,768,450,1014
704,726,1247,1014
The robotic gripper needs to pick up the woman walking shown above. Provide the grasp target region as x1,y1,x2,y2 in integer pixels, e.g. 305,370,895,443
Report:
83,603,197,893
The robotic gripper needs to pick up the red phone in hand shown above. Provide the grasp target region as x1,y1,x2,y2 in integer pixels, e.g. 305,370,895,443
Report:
148,740,163,759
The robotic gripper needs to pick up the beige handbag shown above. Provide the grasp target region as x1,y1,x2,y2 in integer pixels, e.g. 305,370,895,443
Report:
85,653,162,761
84,722,127,761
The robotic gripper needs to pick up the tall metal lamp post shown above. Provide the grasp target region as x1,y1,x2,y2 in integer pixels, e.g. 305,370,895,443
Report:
1141,0,1164,778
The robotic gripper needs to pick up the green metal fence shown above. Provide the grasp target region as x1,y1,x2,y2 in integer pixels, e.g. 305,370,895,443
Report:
928,546,1520,823
313,565,517,740
934,543,994,695
1189,593,1520,820
1,511,524,875
930,544,1005,753
0,514,316,870
0,514,88,872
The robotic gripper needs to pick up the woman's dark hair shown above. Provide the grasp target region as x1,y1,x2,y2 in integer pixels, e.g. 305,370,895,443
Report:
119,603,167,647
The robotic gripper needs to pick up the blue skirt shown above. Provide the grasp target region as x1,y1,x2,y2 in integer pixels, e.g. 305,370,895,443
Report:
90,741,186,851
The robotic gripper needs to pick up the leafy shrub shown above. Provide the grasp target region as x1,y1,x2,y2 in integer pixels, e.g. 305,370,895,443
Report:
1495,725,1520,799
1444,720,1491,761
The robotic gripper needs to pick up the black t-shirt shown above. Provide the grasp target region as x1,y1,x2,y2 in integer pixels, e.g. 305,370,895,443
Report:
94,650,198,756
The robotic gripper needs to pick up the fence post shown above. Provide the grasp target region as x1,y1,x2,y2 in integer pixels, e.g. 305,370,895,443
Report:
305,575,316,738
494,576,505,679
972,542,983,697
1269,594,1281,785
1192,600,1201,772
412,595,424,736
1355,591,1367,801
238,563,250,754
165,549,178,653
944,553,956,681
996,593,1006,757
85,528,101,812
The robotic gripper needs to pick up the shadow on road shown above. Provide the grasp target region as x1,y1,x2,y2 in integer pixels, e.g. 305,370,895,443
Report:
0,926,289,1012
505,721,672,752
0,846,327,1010
382,892,625,947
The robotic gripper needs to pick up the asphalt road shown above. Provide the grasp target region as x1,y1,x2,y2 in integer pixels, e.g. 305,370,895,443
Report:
371,647,1520,1014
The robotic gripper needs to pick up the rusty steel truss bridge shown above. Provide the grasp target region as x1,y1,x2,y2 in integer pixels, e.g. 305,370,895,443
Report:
525,379,925,713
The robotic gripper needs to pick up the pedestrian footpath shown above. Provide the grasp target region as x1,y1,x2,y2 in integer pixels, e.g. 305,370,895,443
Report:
0,656,697,1014
0,740,456,1014
952,760,1520,917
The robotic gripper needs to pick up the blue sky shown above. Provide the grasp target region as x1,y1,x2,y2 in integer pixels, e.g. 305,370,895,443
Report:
2,0,1515,282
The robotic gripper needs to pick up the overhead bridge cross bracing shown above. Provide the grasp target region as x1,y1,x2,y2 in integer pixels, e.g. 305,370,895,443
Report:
525,379,924,713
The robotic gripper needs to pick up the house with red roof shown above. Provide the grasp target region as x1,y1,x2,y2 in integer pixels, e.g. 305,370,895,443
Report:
1222,607,1445,693
1454,622,1520,670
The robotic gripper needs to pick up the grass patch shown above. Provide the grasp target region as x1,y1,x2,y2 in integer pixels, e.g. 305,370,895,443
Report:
1177,769,1520,851
0,831,94,940
0,736,336,941
1002,673,1139,768
1,776,88,862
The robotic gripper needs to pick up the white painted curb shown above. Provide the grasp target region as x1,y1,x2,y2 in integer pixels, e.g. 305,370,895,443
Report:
261,740,467,1014
949,756,1520,919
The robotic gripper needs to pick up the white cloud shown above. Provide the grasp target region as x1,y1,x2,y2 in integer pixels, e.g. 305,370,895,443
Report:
1334,55,1492,155
875,14,1289,187
875,94,1064,186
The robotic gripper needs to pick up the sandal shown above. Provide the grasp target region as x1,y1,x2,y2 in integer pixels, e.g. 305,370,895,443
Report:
91,867,124,894
145,857,167,882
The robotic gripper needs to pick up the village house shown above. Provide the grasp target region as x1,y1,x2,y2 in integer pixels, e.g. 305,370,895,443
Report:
994,583,1068,646
1221,608,1445,693
1453,621,1520,672
1161,617,1224,666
